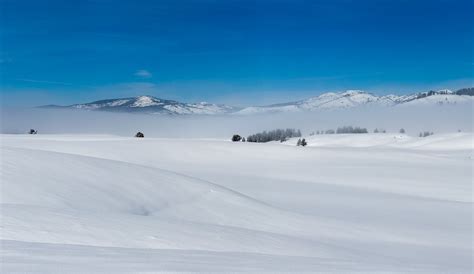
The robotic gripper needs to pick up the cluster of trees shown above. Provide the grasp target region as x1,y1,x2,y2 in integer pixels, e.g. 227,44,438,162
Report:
419,131,434,137
455,87,474,96
233,125,442,145
414,87,473,99
336,126,368,134
296,138,307,146
310,127,408,135
311,126,368,135
246,128,302,143
29,129,38,134
135,132,144,138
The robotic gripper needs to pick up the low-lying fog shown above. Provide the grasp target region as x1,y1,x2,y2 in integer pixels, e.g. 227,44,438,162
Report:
1,104,472,138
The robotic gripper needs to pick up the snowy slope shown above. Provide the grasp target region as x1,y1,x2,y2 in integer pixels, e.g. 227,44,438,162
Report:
399,94,474,106
281,132,473,149
1,134,472,272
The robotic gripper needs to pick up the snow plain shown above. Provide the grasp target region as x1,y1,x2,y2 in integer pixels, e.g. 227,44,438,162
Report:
1,133,472,273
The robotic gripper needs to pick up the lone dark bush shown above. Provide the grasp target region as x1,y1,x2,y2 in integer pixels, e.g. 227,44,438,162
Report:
232,134,242,142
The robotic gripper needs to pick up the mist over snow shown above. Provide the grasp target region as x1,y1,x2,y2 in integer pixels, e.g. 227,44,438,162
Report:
1,103,472,138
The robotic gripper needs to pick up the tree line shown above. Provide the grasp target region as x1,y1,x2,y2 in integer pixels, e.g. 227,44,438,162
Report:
310,126,369,135
246,128,302,143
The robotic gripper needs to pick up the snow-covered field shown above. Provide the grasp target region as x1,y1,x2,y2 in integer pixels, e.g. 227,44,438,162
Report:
1,133,472,273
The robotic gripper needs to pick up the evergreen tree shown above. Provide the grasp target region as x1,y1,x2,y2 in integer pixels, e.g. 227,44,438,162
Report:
297,139,302,146
301,138,307,146
399,128,405,134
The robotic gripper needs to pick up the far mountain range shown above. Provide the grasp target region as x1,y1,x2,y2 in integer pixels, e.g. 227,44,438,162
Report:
40,87,474,115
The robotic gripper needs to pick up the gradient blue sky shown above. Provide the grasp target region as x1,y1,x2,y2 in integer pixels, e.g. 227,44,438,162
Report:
1,0,472,106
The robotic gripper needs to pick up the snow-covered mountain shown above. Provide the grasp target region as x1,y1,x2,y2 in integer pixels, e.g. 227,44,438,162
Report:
41,95,239,115
236,89,473,114
40,88,473,115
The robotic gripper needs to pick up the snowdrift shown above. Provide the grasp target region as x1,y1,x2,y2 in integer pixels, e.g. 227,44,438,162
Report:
1,134,472,272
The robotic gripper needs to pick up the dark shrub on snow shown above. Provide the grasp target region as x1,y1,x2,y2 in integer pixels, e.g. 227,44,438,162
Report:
301,138,307,146
232,134,242,142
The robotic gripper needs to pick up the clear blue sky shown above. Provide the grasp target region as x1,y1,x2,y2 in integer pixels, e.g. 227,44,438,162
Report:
1,0,472,106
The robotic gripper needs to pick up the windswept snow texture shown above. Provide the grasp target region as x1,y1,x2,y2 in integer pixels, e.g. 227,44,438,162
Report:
1,134,473,273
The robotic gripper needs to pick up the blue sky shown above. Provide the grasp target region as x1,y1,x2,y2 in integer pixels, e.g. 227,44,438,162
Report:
1,0,472,106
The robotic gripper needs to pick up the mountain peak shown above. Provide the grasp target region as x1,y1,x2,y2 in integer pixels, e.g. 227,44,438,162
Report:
131,95,161,107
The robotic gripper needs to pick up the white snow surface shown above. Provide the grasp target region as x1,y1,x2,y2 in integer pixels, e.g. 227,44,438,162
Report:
1,133,472,273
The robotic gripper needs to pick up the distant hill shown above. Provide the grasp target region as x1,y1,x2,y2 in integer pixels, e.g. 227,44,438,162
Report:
39,95,240,115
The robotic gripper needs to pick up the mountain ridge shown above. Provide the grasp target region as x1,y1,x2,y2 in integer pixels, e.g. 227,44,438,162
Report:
40,95,240,115
39,87,474,115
